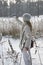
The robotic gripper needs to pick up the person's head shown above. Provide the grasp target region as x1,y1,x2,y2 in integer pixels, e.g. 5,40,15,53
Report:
23,13,32,31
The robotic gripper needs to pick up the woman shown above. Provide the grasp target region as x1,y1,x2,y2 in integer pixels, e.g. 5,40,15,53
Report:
19,13,32,65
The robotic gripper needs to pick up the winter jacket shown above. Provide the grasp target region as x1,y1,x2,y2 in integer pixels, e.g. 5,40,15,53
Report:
19,24,32,50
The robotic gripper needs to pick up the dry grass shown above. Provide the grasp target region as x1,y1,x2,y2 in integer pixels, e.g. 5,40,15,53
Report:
0,17,22,37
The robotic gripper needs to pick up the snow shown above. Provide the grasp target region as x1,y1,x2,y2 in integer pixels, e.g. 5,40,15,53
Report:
0,36,43,65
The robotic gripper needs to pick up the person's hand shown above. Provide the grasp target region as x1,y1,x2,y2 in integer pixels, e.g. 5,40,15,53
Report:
23,47,29,52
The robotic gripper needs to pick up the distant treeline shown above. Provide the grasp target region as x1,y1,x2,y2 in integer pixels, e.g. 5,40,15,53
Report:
0,1,43,17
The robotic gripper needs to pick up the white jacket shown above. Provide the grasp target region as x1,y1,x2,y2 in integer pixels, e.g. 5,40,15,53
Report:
19,24,32,50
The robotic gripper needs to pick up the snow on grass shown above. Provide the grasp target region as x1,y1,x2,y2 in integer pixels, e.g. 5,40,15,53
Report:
0,37,43,65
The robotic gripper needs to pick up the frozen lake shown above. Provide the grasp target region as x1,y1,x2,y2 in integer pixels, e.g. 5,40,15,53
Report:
0,36,43,65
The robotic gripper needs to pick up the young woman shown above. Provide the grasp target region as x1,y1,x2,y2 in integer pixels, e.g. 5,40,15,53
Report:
19,13,32,65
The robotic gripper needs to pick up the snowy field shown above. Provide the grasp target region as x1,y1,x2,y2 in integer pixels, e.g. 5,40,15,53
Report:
0,36,43,65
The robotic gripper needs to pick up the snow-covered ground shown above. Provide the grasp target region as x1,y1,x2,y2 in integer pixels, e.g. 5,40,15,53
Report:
0,36,43,65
